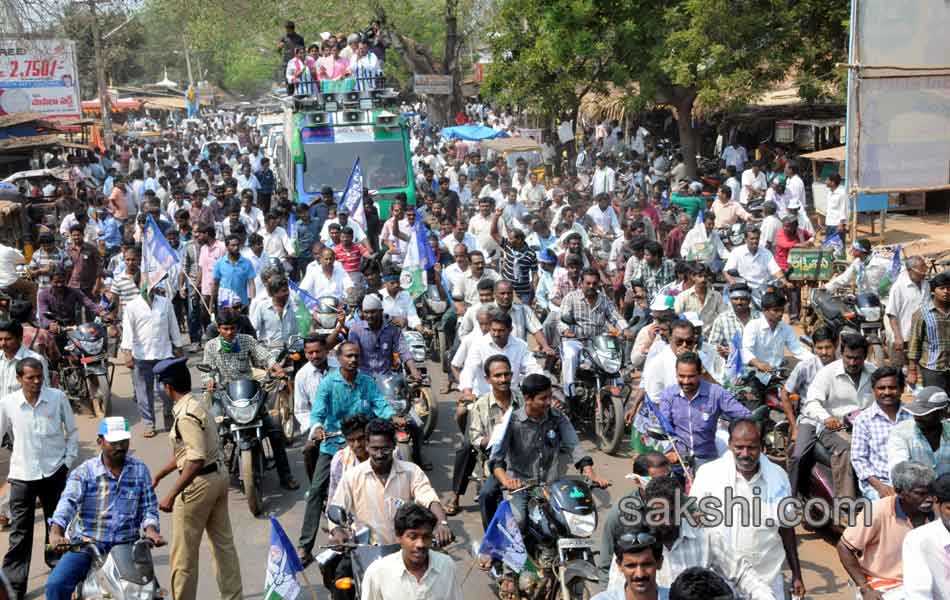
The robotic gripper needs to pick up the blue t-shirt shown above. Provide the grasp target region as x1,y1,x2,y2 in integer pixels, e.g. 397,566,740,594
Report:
212,255,256,305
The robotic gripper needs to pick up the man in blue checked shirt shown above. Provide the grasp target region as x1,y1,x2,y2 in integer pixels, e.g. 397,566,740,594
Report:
45,417,165,600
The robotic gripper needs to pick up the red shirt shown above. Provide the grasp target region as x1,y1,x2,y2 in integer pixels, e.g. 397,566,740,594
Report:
773,228,811,270
334,243,369,272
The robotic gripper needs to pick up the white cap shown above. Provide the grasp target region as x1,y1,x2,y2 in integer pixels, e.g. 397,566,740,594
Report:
650,294,675,312
681,311,703,328
98,417,131,443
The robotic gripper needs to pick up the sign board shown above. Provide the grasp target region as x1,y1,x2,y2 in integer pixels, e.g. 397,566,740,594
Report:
774,121,794,144
846,1,950,192
413,74,452,95
519,128,542,143
788,248,836,281
0,38,81,120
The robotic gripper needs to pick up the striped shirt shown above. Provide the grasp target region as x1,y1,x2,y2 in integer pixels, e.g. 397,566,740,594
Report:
50,455,160,547
110,273,141,307
851,403,913,496
907,304,950,372
498,240,538,295
334,242,369,273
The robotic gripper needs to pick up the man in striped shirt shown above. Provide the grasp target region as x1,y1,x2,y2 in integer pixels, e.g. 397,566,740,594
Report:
107,245,144,316
334,227,371,289
907,271,950,390
490,208,538,304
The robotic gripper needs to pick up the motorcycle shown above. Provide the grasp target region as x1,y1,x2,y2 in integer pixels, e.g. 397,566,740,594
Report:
197,363,272,516
50,538,161,600
803,409,863,532
414,284,449,363
400,330,439,440
482,478,602,600
47,314,113,417
269,335,305,444
730,367,792,460
806,288,886,365
557,313,628,455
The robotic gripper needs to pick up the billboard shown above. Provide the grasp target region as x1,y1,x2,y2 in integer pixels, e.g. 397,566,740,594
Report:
413,74,452,95
846,1,950,193
0,37,81,120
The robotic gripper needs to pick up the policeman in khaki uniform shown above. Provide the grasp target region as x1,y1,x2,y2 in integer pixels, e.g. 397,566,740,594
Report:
151,357,243,600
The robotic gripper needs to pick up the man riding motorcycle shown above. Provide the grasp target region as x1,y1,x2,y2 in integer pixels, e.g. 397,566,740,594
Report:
200,312,299,491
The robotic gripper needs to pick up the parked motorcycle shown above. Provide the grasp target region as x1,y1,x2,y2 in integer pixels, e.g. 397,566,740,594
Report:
50,538,161,600
806,288,885,364
197,363,272,516
47,314,113,417
482,478,602,600
557,313,628,455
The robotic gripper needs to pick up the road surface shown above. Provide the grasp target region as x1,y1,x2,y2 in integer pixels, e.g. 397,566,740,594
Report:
2,357,853,599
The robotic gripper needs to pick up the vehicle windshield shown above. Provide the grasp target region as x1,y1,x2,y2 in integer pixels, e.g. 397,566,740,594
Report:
302,139,407,193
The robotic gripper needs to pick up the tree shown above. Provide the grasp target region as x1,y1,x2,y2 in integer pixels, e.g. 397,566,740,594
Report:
59,4,146,99
483,0,643,137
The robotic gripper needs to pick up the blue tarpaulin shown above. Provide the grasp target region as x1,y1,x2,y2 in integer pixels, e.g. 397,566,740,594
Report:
441,125,509,141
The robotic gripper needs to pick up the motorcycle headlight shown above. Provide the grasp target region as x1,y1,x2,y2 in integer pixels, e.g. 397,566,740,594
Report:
317,313,339,329
858,306,881,322
596,350,622,374
562,511,596,538
229,402,258,425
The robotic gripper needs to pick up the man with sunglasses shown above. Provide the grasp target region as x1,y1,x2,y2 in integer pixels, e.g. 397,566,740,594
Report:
594,531,670,600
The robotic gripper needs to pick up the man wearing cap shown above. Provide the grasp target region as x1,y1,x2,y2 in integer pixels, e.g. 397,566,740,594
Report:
0,357,77,600
901,472,950,600
851,366,913,500
825,238,891,295
46,417,164,600
906,271,950,390
888,386,950,480
151,356,243,600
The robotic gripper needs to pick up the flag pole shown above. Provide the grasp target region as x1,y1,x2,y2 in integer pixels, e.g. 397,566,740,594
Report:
297,568,319,600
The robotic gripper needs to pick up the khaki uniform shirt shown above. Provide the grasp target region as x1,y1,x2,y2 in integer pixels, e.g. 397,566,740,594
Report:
170,393,219,470
468,390,522,477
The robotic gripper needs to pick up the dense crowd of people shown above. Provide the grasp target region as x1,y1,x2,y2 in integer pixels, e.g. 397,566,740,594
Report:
0,87,948,600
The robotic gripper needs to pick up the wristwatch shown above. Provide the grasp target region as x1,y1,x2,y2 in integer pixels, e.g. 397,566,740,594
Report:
440,520,449,526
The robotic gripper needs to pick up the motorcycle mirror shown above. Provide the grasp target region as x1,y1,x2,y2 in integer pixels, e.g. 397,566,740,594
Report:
326,505,350,527
646,427,671,442
43,311,56,320
799,335,814,349
196,363,213,373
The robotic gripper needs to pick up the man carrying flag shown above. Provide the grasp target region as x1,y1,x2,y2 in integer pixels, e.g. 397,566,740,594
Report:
399,208,438,299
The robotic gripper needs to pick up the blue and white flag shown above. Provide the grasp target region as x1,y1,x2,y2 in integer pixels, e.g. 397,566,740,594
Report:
141,215,179,296
478,500,528,572
339,157,367,232
288,279,319,311
263,517,303,600
822,229,844,258
400,210,437,298
727,329,744,382
889,245,902,279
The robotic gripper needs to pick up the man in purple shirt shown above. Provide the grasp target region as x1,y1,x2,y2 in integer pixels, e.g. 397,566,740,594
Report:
657,352,751,467
37,268,104,332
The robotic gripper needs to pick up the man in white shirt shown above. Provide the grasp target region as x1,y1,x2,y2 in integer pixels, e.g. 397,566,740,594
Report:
586,193,622,237
887,256,930,368
300,248,353,299
784,162,806,217
379,276,425,333
824,173,847,240
742,292,812,386
320,209,367,245
691,419,805,599
723,228,789,293
459,310,539,398
295,336,333,473
262,210,296,264
249,275,299,353
120,288,184,435
235,163,261,203
241,233,272,297
518,171,545,211
0,357,78,599
440,220,478,254
0,321,50,398
721,141,748,172
360,503,461,600
901,472,950,600
759,201,782,249
239,193,265,235
801,335,877,504
468,197,505,259
592,155,616,197
724,166,741,208
739,161,768,205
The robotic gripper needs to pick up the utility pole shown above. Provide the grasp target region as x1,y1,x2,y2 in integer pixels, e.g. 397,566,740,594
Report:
85,0,113,147
183,41,194,87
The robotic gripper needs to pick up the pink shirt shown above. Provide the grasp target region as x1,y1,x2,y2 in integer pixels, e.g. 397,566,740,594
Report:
198,240,226,296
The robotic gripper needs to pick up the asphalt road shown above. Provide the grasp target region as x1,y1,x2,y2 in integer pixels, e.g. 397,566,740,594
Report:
3,358,853,599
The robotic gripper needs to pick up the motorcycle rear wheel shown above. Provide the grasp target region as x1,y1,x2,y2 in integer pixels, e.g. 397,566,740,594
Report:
559,579,591,600
241,447,264,516
595,390,624,455
90,375,111,418
416,388,439,440
277,388,295,444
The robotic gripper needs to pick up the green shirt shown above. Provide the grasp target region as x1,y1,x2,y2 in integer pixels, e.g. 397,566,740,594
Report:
670,194,706,220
